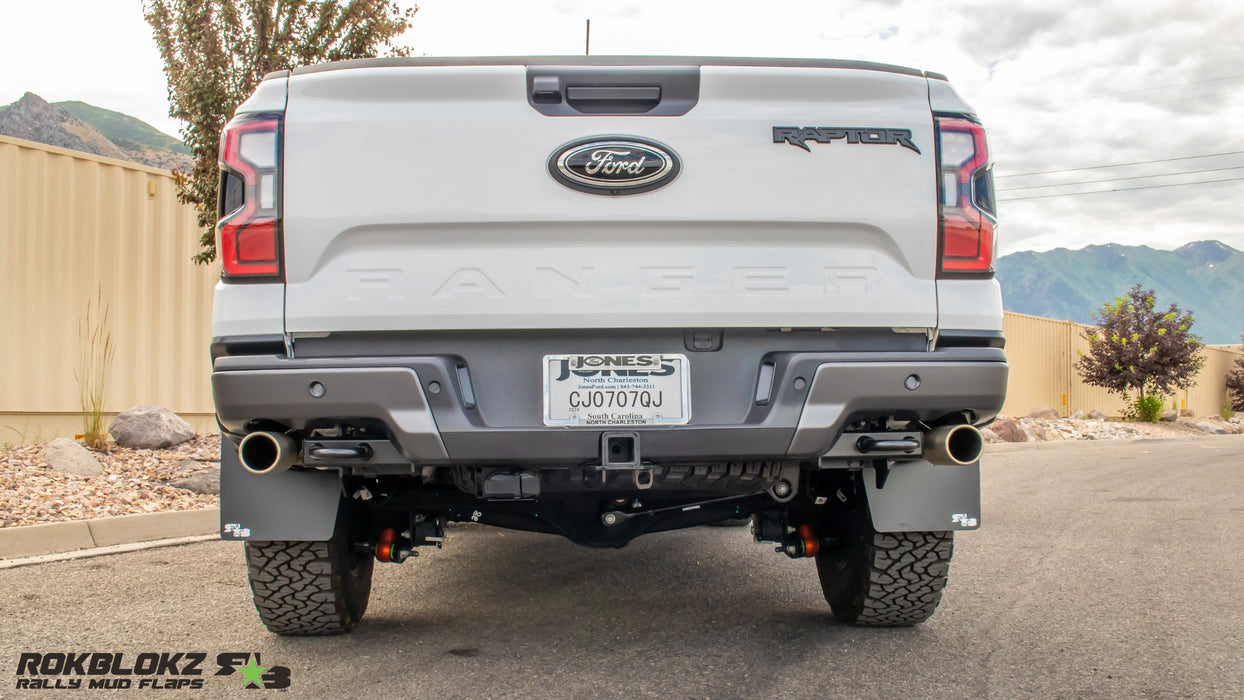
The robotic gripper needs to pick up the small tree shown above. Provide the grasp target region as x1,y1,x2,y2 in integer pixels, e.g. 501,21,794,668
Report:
1227,333,1244,413
1076,285,1205,421
145,0,417,263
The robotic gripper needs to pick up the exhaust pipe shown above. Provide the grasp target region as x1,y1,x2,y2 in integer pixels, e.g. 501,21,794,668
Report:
237,431,300,475
923,424,984,466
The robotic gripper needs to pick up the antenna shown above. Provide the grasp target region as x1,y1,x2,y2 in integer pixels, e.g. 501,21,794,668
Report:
585,19,591,56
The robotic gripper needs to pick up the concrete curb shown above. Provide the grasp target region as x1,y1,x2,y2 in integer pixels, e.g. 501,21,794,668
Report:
0,508,219,560
0,535,220,570
983,433,1242,453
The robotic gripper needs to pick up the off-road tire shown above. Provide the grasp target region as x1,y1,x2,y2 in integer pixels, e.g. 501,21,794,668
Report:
816,524,953,627
244,516,374,636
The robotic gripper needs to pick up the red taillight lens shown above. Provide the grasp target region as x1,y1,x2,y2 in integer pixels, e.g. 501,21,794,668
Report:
937,117,997,275
218,115,282,279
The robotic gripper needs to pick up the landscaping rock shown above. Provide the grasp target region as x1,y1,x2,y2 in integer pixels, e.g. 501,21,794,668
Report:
1160,411,1178,422
980,428,1002,444
109,405,195,449
990,418,1027,442
1023,423,1048,441
1028,406,1061,420
1196,421,1228,435
1179,408,1195,417
168,470,219,495
1069,410,1086,420
1088,409,1108,421
39,438,103,477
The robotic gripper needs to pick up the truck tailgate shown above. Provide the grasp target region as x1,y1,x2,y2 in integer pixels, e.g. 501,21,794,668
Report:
281,61,938,333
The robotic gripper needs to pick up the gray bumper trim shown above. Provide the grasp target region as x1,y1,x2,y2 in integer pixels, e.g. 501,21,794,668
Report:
211,349,1006,464
789,361,1009,455
212,366,448,460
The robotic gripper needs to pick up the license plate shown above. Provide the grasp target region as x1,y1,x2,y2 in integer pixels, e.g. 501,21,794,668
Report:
542,353,691,426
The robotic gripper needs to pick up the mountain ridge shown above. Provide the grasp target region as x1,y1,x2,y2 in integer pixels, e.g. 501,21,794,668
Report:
54,100,189,157
0,93,191,171
997,240,1244,345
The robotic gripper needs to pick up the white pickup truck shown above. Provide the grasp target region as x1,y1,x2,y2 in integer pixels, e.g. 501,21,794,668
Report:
209,56,1007,635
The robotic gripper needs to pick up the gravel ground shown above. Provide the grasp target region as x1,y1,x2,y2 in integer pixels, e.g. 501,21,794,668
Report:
990,415,1215,441
0,417,1238,528
0,434,219,528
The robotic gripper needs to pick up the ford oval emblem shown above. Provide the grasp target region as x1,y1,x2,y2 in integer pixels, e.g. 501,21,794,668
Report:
549,137,680,195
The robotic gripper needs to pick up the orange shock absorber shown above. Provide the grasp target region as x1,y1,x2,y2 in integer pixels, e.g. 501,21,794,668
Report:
375,528,396,563
797,524,818,557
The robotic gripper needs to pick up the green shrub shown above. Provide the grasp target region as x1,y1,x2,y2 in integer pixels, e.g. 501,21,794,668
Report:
1122,393,1165,422
1137,395,1165,422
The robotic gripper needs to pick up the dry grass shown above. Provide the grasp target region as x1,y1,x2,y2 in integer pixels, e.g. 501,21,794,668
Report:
75,286,116,449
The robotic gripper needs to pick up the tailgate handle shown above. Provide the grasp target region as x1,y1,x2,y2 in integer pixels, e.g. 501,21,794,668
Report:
526,67,699,116
566,86,661,113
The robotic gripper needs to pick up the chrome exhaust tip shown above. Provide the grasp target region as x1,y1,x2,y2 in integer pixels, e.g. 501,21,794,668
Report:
923,424,984,466
237,431,299,475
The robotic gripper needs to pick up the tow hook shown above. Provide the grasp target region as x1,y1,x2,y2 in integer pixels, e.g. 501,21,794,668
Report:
373,528,414,564
778,524,820,558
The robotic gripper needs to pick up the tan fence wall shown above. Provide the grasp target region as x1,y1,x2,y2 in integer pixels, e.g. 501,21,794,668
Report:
1001,312,1242,418
1,135,1240,443
0,135,218,441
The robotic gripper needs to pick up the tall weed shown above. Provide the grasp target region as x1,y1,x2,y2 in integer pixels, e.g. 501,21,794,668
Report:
75,287,116,449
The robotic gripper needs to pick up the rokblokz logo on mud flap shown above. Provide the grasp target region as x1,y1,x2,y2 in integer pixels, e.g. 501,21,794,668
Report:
14,652,290,691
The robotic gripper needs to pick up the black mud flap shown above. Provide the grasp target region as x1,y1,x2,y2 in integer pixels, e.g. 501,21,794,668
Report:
863,460,981,532
219,437,343,541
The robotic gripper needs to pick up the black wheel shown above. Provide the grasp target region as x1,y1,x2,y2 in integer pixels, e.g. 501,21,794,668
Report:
816,517,953,627
243,511,374,636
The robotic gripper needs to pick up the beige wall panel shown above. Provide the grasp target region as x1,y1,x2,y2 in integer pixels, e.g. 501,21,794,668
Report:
999,312,1071,417
0,136,217,426
1185,348,1242,418
1066,327,1128,417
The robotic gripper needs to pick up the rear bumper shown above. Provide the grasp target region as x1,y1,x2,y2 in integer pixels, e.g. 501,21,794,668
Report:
212,346,1007,464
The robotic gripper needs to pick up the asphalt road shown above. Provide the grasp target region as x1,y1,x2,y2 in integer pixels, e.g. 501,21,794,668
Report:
2,437,1242,699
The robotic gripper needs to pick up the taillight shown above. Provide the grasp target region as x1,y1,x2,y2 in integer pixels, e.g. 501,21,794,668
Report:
217,114,282,279
936,117,996,275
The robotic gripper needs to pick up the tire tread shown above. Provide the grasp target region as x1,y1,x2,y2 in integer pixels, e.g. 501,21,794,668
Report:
818,529,953,627
244,538,371,636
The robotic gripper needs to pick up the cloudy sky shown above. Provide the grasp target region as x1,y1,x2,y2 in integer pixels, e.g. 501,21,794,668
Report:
3,0,1242,254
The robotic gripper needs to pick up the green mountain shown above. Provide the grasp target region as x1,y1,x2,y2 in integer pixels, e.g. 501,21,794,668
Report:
0,94,192,170
997,240,1244,345
54,100,187,155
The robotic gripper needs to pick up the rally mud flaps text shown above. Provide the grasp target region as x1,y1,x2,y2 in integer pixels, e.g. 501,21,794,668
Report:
15,652,290,691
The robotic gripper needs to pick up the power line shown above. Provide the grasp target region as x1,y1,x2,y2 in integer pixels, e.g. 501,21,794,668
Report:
1026,73,1244,107
998,175,1244,202
997,165,1244,192
995,150,1244,178
1148,88,1244,106
1003,86,1244,126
